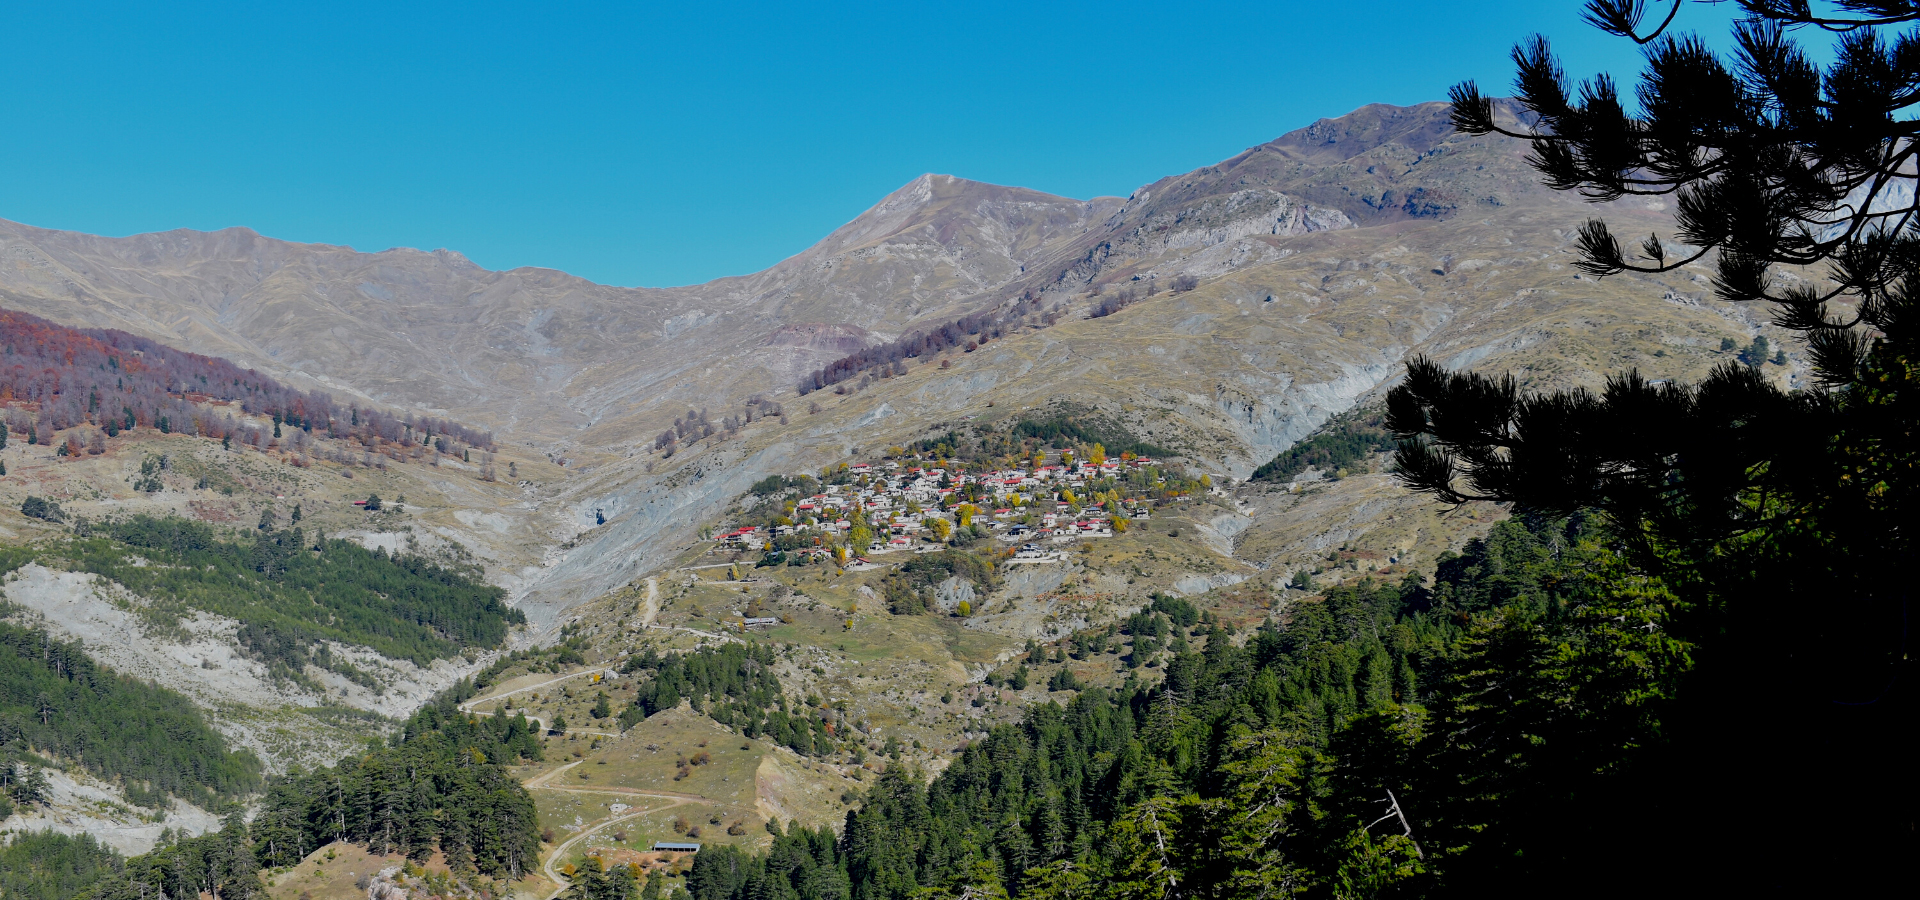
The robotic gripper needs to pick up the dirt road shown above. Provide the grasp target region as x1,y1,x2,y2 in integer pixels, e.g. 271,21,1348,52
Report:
526,760,754,899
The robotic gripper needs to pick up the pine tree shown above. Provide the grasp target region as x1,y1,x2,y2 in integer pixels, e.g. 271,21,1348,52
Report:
1392,1,1914,885
1018,861,1092,900
1102,795,1186,900
212,811,259,900
1210,729,1309,898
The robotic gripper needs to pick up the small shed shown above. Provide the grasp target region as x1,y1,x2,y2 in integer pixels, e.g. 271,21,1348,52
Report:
652,841,702,853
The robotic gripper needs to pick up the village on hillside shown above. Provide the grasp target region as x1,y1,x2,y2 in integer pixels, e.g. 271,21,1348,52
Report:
705,447,1209,571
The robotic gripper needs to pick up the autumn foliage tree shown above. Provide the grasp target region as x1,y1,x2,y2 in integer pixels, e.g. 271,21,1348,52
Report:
0,307,492,462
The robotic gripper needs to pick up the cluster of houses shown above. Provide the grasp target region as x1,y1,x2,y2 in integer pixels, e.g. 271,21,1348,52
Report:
711,456,1167,559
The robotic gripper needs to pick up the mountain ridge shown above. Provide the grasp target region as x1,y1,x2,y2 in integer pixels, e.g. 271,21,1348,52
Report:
0,99,1783,630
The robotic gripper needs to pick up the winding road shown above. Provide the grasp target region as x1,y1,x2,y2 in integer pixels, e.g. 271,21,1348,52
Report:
528,759,756,900
457,669,626,737
473,578,751,898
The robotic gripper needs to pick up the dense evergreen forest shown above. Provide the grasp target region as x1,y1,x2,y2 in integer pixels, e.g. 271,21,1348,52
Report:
0,617,263,811
77,679,544,900
1249,409,1395,483
618,644,848,759
54,515,522,669
0,831,127,900
0,306,492,457
602,514,1686,900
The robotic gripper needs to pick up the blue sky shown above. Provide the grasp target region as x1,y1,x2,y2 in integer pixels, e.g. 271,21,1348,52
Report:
0,2,1744,287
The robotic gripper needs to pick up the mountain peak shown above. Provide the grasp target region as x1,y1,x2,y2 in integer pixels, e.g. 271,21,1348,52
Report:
787,173,1109,269
1258,100,1456,163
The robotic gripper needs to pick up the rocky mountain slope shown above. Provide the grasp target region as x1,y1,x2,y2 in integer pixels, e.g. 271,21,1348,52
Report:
0,100,1802,629
0,175,1113,448
0,99,1823,873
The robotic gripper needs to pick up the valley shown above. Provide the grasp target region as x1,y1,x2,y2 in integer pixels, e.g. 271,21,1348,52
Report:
0,99,1810,898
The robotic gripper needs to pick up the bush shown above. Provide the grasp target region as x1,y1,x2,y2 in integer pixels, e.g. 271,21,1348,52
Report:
20,496,63,522
1149,593,1200,627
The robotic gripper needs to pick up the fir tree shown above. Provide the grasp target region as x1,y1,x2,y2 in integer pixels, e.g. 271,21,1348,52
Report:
1398,0,1914,886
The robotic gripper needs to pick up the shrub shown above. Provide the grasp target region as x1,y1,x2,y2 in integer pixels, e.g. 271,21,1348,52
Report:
20,496,63,522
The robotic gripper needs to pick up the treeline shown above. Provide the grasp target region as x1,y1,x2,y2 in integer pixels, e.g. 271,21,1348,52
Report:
654,397,788,455
1011,415,1171,459
667,514,1696,897
747,473,819,498
80,680,544,899
797,293,1061,396
0,306,492,460
0,831,127,900
620,643,784,723
618,644,840,758
60,515,521,667
564,822,848,900
0,619,262,809
1250,407,1396,482
685,826,848,900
